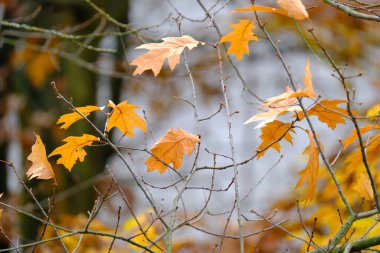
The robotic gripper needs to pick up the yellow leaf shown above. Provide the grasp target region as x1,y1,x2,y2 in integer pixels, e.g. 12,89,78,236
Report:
146,128,200,173
297,100,347,129
257,120,295,159
11,40,58,88
106,100,146,137
49,134,98,171
124,209,162,252
57,106,101,129
295,130,321,203
130,35,203,76
366,104,380,119
26,53,57,87
220,20,259,60
26,133,55,182
354,173,374,201
234,0,308,21
342,124,379,150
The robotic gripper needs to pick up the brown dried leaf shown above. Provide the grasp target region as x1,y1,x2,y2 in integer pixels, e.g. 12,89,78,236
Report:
26,133,55,182
131,35,203,76
277,0,309,20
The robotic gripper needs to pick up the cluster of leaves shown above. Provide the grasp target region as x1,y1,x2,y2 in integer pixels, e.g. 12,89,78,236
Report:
215,0,379,207
2,0,380,252
27,99,200,180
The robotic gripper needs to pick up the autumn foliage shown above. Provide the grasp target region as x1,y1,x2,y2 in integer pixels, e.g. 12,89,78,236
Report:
1,0,380,252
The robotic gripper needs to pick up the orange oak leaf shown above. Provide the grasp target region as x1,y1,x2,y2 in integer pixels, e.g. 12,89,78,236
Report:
49,134,98,171
57,105,101,129
257,120,295,159
106,100,146,137
146,128,200,173
297,100,347,129
354,173,374,201
130,35,204,76
295,130,321,203
343,124,380,151
26,134,55,182
220,20,259,60
345,135,380,172
234,0,308,21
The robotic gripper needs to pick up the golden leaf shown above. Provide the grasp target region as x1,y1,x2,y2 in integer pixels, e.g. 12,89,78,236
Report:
257,120,295,159
57,105,101,129
11,41,58,88
345,135,380,172
234,0,308,21
354,173,374,201
130,35,203,76
297,100,347,129
220,20,259,60
295,130,321,203
343,124,379,151
146,128,200,173
49,134,98,171
106,100,146,137
26,133,55,182
366,104,380,120
123,209,162,252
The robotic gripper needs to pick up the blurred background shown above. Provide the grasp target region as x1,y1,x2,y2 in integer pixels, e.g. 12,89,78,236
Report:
0,0,380,252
